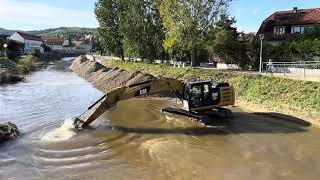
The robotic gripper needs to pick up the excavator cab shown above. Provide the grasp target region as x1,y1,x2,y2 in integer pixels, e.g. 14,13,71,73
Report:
182,81,234,112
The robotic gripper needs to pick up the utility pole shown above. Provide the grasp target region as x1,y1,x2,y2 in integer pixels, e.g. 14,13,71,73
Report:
259,34,264,75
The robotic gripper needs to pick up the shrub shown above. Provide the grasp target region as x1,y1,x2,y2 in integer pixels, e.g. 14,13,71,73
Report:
31,49,41,58
0,57,18,69
5,40,21,61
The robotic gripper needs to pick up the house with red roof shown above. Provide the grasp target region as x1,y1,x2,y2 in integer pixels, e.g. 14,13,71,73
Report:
257,7,320,44
45,38,65,51
45,35,93,53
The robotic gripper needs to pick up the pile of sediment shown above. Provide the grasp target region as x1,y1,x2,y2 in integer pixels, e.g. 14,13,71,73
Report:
70,55,155,93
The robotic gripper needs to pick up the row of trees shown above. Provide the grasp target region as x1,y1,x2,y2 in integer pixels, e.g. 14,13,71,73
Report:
95,0,320,69
95,0,233,66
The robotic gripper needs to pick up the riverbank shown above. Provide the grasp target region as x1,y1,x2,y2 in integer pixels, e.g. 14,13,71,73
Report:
106,60,320,127
0,56,42,84
0,51,69,85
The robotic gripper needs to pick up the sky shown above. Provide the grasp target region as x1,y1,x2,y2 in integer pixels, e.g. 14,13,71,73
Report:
0,0,98,30
0,0,320,32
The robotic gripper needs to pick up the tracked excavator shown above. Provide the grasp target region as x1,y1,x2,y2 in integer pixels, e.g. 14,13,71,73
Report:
74,78,235,128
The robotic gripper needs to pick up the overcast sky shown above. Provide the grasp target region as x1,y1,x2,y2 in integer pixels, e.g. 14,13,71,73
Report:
1,0,320,32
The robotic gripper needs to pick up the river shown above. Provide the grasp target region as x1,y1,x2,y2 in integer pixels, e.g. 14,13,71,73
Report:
1,59,320,180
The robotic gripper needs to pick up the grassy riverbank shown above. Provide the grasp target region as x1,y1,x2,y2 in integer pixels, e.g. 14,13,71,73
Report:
107,60,320,126
0,56,40,84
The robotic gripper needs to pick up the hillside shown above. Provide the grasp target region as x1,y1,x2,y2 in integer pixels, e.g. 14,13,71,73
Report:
0,28,15,36
28,27,97,40
0,27,98,40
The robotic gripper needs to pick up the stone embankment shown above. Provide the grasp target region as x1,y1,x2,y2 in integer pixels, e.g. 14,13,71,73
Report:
70,55,155,93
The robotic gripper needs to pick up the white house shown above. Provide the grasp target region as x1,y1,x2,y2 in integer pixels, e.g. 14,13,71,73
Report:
9,32,44,54
45,38,64,51
72,40,93,53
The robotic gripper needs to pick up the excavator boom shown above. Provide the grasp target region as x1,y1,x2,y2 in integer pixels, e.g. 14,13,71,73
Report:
74,78,185,128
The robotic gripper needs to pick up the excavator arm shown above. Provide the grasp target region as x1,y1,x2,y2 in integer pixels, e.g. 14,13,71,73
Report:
74,78,185,128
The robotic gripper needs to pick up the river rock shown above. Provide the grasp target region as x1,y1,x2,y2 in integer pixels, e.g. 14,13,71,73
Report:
10,75,24,82
70,55,155,93
0,122,20,142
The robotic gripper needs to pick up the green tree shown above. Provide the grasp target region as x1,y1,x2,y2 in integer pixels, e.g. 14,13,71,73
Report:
6,40,20,61
208,15,241,63
159,0,232,66
118,0,165,60
95,0,125,60
0,39,5,52
92,38,105,55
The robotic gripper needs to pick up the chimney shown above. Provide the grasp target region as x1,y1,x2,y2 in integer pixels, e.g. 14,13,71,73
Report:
293,7,298,12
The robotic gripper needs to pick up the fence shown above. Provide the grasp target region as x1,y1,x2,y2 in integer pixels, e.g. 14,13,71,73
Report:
262,61,320,81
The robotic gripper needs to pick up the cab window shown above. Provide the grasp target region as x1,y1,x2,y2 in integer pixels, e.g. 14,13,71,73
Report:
191,85,202,99
203,84,210,98
184,86,190,100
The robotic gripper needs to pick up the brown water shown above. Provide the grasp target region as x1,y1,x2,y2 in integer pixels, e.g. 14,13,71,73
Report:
1,60,320,180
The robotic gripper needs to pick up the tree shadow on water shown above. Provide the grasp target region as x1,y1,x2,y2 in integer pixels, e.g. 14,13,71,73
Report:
112,112,311,136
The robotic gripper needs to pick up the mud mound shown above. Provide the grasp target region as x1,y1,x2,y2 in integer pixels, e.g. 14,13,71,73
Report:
70,55,155,93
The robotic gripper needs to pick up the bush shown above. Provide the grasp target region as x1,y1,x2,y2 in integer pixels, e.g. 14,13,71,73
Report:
6,49,19,61
19,56,37,66
0,57,18,69
5,40,21,61
31,49,41,58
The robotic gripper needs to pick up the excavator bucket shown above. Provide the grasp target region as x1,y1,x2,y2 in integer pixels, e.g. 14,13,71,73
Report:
73,86,126,128
74,95,113,128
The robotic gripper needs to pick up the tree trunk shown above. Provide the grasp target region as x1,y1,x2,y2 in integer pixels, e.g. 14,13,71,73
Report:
121,54,125,61
191,48,197,67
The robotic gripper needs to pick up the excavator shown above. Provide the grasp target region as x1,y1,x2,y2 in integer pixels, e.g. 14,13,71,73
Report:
73,78,235,128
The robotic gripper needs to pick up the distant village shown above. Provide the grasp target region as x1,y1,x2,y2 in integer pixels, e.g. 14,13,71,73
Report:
0,31,94,56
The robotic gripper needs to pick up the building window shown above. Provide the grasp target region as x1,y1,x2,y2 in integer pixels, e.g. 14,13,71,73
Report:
292,26,305,34
274,26,285,35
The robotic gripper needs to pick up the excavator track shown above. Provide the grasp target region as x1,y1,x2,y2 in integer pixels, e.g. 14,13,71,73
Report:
162,107,233,125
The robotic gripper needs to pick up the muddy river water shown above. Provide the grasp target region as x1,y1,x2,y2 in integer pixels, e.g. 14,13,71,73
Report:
1,59,320,180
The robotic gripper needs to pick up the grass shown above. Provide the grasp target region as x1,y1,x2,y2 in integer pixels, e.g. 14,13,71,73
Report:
19,56,38,66
107,60,320,123
0,56,40,84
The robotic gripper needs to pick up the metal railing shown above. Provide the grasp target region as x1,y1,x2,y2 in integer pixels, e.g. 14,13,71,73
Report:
262,61,320,80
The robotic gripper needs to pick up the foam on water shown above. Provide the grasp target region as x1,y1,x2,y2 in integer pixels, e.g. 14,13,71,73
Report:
41,118,76,142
